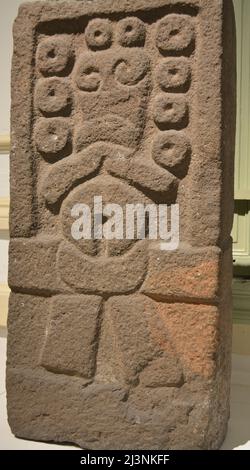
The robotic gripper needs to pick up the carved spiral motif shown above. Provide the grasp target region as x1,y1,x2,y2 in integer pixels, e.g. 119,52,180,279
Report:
74,54,102,92
113,50,150,86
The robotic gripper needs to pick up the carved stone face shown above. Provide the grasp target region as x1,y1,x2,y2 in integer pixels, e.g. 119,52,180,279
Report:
73,33,151,151
35,15,192,235
58,19,152,256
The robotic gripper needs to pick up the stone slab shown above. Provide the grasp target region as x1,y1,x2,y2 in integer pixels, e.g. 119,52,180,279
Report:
7,0,236,450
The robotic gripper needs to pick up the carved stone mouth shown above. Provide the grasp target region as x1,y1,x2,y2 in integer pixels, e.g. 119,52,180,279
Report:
74,113,142,151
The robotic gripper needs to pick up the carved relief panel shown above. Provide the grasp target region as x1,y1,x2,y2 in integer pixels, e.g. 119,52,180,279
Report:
7,0,235,450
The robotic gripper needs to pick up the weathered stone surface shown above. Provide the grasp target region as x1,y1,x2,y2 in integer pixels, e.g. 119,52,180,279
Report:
7,0,236,450
141,245,224,302
9,238,67,294
40,295,103,379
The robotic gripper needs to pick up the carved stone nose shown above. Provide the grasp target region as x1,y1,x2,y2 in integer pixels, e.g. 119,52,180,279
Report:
97,81,131,106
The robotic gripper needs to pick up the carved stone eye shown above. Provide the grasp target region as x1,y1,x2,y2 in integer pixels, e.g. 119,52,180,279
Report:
35,78,71,115
85,19,113,50
153,94,188,130
36,37,72,76
74,54,102,92
156,14,195,54
113,50,149,86
156,58,191,92
152,131,191,177
34,118,71,159
117,17,146,47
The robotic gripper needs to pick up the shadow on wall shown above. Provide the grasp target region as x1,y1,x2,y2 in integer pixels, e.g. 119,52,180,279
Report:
222,385,250,449
222,355,250,450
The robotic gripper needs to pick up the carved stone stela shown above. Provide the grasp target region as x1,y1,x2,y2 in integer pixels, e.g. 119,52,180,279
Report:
7,0,236,449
